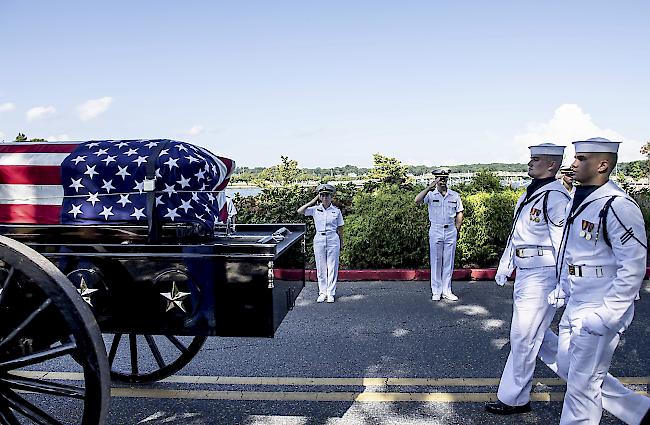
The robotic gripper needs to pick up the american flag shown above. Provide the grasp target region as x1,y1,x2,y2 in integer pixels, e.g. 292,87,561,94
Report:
0,139,235,231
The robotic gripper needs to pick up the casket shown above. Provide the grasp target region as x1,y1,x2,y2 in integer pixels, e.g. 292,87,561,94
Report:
0,139,235,233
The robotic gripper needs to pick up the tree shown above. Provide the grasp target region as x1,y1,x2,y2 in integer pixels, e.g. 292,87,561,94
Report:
277,156,299,185
368,153,409,185
459,169,503,194
14,133,47,142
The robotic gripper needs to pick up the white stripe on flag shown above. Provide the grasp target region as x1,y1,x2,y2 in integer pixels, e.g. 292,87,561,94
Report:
0,184,64,205
0,152,70,166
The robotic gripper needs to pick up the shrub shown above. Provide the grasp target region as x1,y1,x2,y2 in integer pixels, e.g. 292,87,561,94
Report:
342,187,430,268
456,190,520,267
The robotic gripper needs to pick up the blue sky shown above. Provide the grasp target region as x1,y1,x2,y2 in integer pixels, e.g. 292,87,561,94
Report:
1,1,649,168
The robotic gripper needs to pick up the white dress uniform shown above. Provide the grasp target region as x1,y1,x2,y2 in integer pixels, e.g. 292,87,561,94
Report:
226,196,237,218
495,176,571,407
424,188,463,297
304,204,344,298
553,138,650,425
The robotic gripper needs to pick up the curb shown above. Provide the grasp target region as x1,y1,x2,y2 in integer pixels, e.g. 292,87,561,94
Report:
275,268,650,282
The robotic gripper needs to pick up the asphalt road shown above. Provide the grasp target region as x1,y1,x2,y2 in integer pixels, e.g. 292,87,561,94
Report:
34,279,650,424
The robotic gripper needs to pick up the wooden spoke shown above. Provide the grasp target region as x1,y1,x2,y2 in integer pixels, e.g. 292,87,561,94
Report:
107,333,122,367
0,374,85,399
0,401,21,425
165,335,189,354
0,265,14,308
0,299,52,352
129,334,139,375
0,342,76,371
144,335,166,369
0,390,64,425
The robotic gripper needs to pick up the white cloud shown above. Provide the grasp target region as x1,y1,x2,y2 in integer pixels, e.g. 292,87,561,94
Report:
0,102,15,112
77,97,112,121
514,104,642,163
47,134,70,141
187,125,204,136
26,105,56,122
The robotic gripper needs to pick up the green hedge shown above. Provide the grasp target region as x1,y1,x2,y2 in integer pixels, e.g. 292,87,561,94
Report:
235,185,520,268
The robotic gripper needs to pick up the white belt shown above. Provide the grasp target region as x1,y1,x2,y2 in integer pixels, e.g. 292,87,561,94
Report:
430,223,454,228
568,264,617,278
515,247,552,258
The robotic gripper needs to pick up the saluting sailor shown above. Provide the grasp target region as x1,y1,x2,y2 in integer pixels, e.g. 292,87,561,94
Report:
298,184,344,303
559,165,576,196
487,143,571,414
550,137,650,425
415,169,464,301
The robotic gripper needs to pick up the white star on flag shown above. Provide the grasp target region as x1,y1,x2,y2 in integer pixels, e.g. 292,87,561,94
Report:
116,141,129,148
131,207,146,220
176,144,188,152
191,192,200,202
155,195,164,206
101,179,115,193
133,180,144,194
133,156,148,166
86,142,101,148
195,169,206,182
99,206,114,220
101,155,117,165
71,155,86,164
116,165,130,179
87,192,100,206
179,199,193,212
177,175,191,188
84,165,98,179
159,148,169,157
186,156,199,164
145,141,159,148
118,194,131,207
68,204,83,218
93,148,109,157
162,183,176,197
69,178,84,192
207,193,215,203
164,208,180,221
164,157,179,170
124,148,138,156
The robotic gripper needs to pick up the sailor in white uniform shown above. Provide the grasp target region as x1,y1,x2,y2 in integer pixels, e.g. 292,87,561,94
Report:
487,143,571,414
415,168,464,301
487,142,650,424
549,137,650,425
298,184,344,303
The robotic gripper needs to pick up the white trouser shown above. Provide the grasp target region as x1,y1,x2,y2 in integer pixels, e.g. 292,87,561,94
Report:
498,267,557,406
313,232,340,297
428,224,457,296
557,304,650,425
498,269,650,424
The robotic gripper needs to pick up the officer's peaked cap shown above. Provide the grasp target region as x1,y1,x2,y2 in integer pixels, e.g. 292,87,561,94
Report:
432,168,450,177
573,137,620,154
316,183,336,194
528,143,565,156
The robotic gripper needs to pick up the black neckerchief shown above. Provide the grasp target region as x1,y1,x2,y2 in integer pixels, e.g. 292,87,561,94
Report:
525,177,555,200
570,185,600,214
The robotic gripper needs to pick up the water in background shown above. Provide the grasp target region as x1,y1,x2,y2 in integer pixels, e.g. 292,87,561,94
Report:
226,187,263,198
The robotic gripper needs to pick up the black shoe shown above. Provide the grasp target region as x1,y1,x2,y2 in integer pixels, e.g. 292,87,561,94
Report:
485,400,531,415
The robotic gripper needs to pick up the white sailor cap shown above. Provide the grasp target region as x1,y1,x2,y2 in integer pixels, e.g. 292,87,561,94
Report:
528,143,565,156
572,137,620,153
316,183,336,194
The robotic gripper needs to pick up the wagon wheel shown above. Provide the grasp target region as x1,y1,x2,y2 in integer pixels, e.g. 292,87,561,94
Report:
0,236,110,425
106,333,206,383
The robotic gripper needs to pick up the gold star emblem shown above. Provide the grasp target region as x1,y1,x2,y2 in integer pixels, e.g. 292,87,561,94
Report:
76,277,99,306
160,282,191,313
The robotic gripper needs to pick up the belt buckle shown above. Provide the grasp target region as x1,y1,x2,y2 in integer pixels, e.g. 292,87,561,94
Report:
515,248,523,257
569,265,575,275
537,247,544,256
596,266,603,278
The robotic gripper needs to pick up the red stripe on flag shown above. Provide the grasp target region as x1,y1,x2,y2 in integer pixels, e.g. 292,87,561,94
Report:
0,166,62,184
0,204,61,224
0,144,79,154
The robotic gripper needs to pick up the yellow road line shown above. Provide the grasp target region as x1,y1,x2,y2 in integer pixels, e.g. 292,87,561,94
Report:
110,388,649,402
13,371,650,387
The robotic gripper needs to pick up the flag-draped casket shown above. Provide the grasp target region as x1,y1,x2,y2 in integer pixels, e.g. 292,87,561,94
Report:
0,139,235,231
